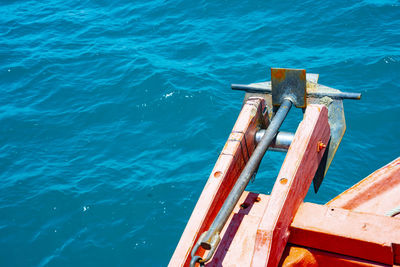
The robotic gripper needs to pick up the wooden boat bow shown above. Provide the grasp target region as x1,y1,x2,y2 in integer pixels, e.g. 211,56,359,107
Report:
169,68,399,266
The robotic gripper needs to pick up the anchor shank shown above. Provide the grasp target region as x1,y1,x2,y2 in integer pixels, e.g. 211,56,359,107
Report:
198,99,292,253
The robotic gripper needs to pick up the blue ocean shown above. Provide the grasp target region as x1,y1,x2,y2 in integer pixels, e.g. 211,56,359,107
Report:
1,0,399,266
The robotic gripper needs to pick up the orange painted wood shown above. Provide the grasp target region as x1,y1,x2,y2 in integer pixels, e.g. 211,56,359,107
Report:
327,157,400,217
169,97,268,267
281,245,389,267
280,157,400,266
206,192,270,266
251,105,330,267
191,192,399,266
199,192,397,267
289,202,400,265
279,158,400,267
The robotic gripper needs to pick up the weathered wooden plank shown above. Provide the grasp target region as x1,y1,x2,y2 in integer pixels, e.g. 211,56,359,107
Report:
327,157,400,217
201,192,398,267
206,192,270,266
280,157,400,266
289,202,400,265
251,105,330,267
169,98,267,267
190,191,399,266
281,244,388,267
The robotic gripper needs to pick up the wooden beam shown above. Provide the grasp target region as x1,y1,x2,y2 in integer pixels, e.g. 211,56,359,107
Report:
281,244,388,267
327,157,400,217
207,192,270,266
169,97,268,267
251,104,330,267
289,202,400,265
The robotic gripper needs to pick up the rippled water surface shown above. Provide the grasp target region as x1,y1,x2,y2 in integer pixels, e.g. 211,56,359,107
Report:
1,0,399,266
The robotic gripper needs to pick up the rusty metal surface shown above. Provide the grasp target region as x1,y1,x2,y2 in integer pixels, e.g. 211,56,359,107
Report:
271,68,307,108
244,84,346,192
240,68,357,192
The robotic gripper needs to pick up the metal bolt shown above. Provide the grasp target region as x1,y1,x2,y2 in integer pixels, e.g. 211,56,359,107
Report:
317,141,326,152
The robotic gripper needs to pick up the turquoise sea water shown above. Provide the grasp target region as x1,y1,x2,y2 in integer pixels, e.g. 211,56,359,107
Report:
1,0,399,266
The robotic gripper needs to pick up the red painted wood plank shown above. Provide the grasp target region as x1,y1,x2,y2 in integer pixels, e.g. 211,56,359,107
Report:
169,97,268,267
197,191,397,267
281,244,388,267
289,202,400,265
251,104,330,267
281,158,400,266
206,192,270,266
327,157,400,217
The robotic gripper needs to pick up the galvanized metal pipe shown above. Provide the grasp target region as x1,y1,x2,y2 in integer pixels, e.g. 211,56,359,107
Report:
256,130,294,151
231,84,361,100
198,99,293,253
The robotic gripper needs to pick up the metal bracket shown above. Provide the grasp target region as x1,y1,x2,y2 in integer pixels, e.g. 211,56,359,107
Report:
233,67,361,193
271,68,307,108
